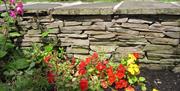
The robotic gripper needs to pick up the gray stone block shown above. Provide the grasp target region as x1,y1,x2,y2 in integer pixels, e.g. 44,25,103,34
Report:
147,38,179,46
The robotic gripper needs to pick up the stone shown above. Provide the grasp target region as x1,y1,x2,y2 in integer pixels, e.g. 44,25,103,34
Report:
160,59,180,63
94,22,114,28
141,64,162,70
149,22,162,30
128,19,152,24
40,18,54,23
172,66,180,73
161,22,180,26
22,36,41,42
147,38,179,46
84,31,109,35
58,34,88,39
46,21,63,29
120,23,149,29
115,18,128,23
60,38,89,46
27,29,41,34
82,22,92,26
139,32,164,38
74,54,89,60
62,26,89,31
92,34,116,39
163,31,180,38
90,45,118,53
88,25,106,31
108,28,139,35
147,53,180,60
66,47,89,54
64,21,82,26
115,47,144,58
163,26,180,32
90,42,128,46
48,28,60,34
143,44,173,51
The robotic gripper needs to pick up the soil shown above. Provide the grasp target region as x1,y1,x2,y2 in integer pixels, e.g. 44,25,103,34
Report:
140,68,180,91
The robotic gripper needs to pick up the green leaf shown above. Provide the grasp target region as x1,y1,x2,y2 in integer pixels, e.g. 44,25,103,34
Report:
44,44,53,52
6,58,30,70
141,85,147,91
9,32,21,37
139,77,146,82
0,50,7,58
41,31,49,37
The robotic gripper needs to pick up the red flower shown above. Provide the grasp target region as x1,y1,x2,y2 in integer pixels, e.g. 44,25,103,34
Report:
133,53,139,59
47,71,55,84
44,55,51,64
118,64,125,73
106,66,114,76
96,62,106,72
92,52,98,59
80,78,88,91
115,70,125,79
79,61,86,69
115,80,128,89
103,59,109,65
108,75,116,85
71,56,76,65
78,68,87,75
85,57,91,65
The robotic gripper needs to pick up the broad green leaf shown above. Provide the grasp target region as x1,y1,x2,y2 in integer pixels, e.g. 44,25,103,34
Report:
9,32,21,37
141,85,147,91
6,58,29,70
41,31,49,37
44,44,53,52
139,77,146,82
0,50,7,58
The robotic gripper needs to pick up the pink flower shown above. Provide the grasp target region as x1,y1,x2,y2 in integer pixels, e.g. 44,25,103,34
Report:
10,10,16,18
16,2,23,15
10,0,15,5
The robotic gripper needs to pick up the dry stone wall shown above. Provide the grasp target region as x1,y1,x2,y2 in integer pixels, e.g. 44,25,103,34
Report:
7,1,180,71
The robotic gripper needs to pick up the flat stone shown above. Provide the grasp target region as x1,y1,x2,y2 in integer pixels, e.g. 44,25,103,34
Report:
64,21,82,26
163,31,180,38
172,66,180,73
108,28,139,35
27,29,41,34
88,25,106,31
149,22,162,30
60,38,89,46
22,36,41,42
58,34,88,39
74,54,89,60
160,59,180,63
163,26,180,32
61,26,89,34
116,1,180,14
90,45,118,53
143,44,174,51
46,21,63,29
82,22,92,26
48,28,60,34
117,35,147,43
141,64,162,70
90,42,128,46
115,18,128,23
24,3,62,10
147,38,179,46
121,23,149,29
93,34,116,39
128,19,152,24
84,31,109,35
147,53,180,60
161,22,180,26
52,3,117,15
66,47,89,54
139,32,164,37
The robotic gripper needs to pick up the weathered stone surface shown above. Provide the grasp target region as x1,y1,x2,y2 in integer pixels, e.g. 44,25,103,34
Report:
27,29,41,34
39,18,54,23
58,34,88,39
143,44,173,51
115,18,128,23
147,53,180,60
139,32,164,37
163,31,180,38
84,31,110,35
161,22,180,26
64,21,82,26
92,34,116,39
66,47,89,54
121,23,149,29
118,35,147,43
48,28,60,34
160,59,180,63
82,22,92,26
172,65,180,73
128,19,152,24
88,25,106,31
141,64,162,70
60,38,89,46
74,54,89,60
163,26,180,32
90,45,118,53
108,28,139,35
90,42,128,46
46,21,63,29
22,37,41,42
147,38,179,46
149,22,162,30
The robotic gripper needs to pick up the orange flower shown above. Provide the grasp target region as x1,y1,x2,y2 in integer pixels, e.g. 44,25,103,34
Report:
133,53,139,59
43,55,51,64
115,80,128,89
125,85,135,91
108,75,116,85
